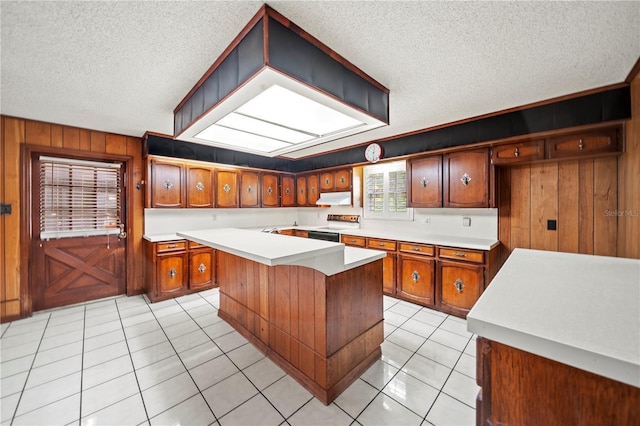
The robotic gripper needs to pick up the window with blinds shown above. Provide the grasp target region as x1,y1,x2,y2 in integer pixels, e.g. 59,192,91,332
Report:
40,156,122,239
364,160,412,220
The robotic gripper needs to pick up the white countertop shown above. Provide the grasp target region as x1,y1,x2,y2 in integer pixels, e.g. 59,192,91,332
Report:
145,225,498,251
467,248,640,388
176,228,386,276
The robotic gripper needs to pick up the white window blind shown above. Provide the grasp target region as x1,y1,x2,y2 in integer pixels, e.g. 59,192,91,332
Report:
364,160,412,220
40,156,122,239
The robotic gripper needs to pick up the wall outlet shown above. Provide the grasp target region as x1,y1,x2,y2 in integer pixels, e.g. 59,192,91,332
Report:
424,217,431,224
462,217,471,227
212,213,216,221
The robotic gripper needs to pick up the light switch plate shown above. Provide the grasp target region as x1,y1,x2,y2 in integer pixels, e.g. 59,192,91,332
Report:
462,217,471,227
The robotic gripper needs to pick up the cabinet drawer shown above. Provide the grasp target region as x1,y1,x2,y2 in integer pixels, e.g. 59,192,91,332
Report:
157,241,186,253
188,241,208,250
491,140,544,165
342,235,366,247
367,238,397,251
439,247,484,263
546,127,619,159
399,242,434,256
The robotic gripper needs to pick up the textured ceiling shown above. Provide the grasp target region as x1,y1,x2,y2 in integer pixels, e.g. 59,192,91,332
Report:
1,1,639,159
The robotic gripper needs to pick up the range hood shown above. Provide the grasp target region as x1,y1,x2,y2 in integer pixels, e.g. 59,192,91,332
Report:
173,5,389,158
316,192,352,206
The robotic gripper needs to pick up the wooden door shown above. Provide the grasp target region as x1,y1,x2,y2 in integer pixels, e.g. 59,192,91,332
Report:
296,175,307,206
320,172,334,191
261,173,279,207
186,165,214,208
31,156,127,311
408,155,442,207
306,174,320,206
157,252,188,298
439,260,484,317
444,148,489,207
398,255,435,306
216,169,239,208
281,175,296,207
241,171,260,207
150,160,184,207
334,169,351,191
189,249,215,290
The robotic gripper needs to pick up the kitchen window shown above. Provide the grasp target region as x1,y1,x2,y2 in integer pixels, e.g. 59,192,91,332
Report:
39,156,122,239
363,160,412,220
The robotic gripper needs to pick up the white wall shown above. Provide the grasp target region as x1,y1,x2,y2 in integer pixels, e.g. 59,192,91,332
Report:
145,206,497,240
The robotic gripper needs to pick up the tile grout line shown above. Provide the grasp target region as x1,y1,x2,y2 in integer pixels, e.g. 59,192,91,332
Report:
8,313,52,425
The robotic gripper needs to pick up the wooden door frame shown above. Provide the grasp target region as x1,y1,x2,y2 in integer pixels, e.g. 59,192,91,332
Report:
20,145,135,317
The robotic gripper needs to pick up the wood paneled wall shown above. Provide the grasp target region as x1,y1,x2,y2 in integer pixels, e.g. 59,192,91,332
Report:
497,157,619,264
0,116,145,322
618,73,640,259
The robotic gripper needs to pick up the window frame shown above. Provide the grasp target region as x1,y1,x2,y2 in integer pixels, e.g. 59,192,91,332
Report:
363,160,413,221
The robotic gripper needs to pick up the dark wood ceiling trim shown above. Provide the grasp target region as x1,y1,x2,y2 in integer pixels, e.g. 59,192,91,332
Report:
625,56,640,84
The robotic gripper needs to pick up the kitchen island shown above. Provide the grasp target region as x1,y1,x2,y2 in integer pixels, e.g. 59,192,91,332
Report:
177,228,387,404
468,248,640,425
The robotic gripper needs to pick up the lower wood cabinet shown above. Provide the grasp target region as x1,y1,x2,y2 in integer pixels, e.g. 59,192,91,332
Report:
438,259,484,317
145,239,216,302
398,254,435,306
366,238,397,295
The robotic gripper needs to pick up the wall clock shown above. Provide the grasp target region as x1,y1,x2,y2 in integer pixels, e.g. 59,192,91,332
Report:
364,143,383,163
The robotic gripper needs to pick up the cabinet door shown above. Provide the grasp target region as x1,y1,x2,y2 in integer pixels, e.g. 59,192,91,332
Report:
186,165,214,208
157,252,188,298
491,140,544,165
320,172,334,191
398,255,435,306
443,148,489,208
240,171,260,208
150,160,184,208
296,176,307,206
439,261,484,317
281,175,296,207
261,173,279,207
546,127,619,159
334,169,351,191
306,174,320,206
382,253,397,295
189,249,215,290
408,155,442,207
216,169,239,208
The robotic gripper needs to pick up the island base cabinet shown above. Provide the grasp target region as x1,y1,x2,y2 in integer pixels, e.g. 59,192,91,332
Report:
217,251,384,405
438,261,484,317
476,338,640,426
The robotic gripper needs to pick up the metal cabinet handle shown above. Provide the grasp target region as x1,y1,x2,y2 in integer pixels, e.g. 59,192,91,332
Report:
169,268,177,279
196,182,204,191
461,173,471,186
267,186,273,195
514,147,519,158
325,178,330,185
340,176,345,184
412,247,421,251
420,177,429,187
223,184,231,193
285,188,291,195
167,244,177,248
311,187,316,194
454,278,465,293
412,271,420,283
379,243,385,247
578,139,584,150
247,185,253,193
164,180,173,190
454,252,467,257
198,263,206,274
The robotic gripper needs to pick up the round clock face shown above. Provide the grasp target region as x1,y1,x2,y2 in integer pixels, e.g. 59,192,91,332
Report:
365,143,383,163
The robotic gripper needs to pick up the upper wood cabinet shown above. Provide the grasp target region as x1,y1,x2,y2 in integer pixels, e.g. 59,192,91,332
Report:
261,173,279,207
546,127,619,159
186,165,214,208
296,175,307,206
281,174,296,207
298,173,319,206
216,168,239,208
240,170,260,208
320,168,352,192
149,159,184,208
408,155,443,208
491,140,544,165
443,148,489,208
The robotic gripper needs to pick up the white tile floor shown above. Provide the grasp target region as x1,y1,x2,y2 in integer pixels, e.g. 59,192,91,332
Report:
0,289,478,425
